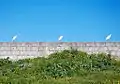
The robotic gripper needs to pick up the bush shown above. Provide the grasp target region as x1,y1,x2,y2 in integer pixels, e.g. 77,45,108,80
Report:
41,49,119,78
0,49,120,84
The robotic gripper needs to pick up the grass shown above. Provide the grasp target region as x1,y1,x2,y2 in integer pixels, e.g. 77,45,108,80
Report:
0,49,120,84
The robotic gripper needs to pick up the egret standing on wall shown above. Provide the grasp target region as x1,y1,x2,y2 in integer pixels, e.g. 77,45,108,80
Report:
12,35,17,42
105,34,112,59
58,35,63,42
58,35,63,48
106,34,112,41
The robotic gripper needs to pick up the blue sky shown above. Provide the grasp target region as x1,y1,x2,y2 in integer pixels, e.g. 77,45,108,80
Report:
0,0,120,42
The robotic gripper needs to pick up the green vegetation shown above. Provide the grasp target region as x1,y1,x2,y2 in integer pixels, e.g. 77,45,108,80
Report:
0,49,120,84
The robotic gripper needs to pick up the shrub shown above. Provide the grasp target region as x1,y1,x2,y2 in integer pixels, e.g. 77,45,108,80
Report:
0,49,120,84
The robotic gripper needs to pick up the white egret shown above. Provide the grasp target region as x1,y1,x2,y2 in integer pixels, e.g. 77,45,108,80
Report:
106,34,112,41
58,36,63,41
12,35,17,42
105,34,112,57
58,35,63,48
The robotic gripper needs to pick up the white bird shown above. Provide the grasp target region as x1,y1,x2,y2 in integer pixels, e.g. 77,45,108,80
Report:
106,34,112,41
12,35,17,42
58,36,63,41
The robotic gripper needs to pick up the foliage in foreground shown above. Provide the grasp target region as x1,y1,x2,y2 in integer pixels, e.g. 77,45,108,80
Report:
0,49,120,84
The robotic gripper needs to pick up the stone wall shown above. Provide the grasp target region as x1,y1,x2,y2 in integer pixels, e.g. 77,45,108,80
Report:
0,42,120,60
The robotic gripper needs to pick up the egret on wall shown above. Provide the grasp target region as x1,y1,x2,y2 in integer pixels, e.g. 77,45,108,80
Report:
106,34,112,41
58,35,63,48
58,36,63,42
12,35,17,42
105,34,112,58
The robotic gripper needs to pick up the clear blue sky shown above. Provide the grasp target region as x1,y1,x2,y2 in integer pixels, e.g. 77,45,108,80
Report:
0,0,120,42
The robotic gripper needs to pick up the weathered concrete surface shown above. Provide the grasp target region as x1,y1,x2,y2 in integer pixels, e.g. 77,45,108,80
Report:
0,42,120,60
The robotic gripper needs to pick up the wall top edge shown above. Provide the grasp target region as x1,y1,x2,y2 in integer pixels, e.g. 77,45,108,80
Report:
0,41,120,43
0,42,120,43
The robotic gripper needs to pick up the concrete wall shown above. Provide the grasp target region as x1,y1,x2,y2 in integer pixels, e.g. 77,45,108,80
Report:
0,42,120,60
